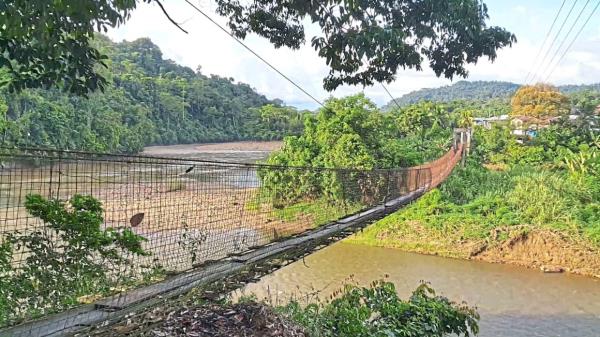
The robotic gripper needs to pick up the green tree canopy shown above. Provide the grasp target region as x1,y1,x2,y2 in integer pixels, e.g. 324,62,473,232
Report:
2,0,515,94
1,37,302,153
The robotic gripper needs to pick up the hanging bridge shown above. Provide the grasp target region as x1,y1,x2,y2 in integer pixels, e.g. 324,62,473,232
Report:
0,130,468,337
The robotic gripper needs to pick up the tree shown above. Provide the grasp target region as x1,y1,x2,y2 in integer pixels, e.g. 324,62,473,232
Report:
510,84,569,118
1,37,297,152
456,108,475,128
1,0,515,95
569,90,600,115
396,101,449,149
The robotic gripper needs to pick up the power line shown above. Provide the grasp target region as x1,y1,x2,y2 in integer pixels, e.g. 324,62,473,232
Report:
538,0,592,81
381,83,402,110
182,0,325,107
544,0,600,82
524,0,567,83
528,0,580,84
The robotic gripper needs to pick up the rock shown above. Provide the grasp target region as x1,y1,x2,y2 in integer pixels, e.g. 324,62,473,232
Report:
540,265,564,273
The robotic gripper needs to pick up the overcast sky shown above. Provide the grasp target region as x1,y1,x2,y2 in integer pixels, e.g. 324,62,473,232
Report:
108,0,600,109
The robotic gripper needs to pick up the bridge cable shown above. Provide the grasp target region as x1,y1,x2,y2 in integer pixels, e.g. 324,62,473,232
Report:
537,0,593,82
182,0,325,108
381,83,402,110
523,0,567,84
543,0,600,82
527,0,580,84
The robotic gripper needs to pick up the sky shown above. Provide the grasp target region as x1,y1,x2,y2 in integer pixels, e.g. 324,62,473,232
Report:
108,0,600,110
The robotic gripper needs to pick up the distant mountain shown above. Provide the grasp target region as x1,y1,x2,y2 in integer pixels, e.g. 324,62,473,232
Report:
558,83,600,94
383,80,600,110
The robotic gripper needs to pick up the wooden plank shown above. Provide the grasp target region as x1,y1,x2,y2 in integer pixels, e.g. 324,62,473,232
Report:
96,261,234,310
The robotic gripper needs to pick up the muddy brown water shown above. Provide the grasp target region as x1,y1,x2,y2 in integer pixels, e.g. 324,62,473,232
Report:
241,242,600,337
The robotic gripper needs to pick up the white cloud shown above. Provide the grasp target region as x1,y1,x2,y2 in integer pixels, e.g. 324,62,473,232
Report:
513,6,528,15
107,0,600,110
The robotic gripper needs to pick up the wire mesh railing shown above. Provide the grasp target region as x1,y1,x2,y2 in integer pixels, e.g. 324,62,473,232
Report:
0,139,464,334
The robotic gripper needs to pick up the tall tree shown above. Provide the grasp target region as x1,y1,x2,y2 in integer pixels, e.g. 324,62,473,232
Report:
2,1,515,95
510,84,570,118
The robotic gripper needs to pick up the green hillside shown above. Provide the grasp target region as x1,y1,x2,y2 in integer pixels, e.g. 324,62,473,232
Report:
0,36,304,153
383,80,600,110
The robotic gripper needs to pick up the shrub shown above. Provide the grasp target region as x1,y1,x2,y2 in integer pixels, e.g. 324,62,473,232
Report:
0,194,148,325
278,280,479,337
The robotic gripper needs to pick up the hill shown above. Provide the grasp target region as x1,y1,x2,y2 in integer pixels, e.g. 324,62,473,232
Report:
0,36,302,153
383,80,600,110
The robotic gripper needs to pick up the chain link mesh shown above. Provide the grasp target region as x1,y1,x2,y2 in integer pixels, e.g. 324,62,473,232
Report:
0,141,464,336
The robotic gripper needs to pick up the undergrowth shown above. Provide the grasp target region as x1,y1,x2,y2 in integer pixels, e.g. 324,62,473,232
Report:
351,123,600,255
276,280,479,337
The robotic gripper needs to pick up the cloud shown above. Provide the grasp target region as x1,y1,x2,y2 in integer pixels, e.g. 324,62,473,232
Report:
107,0,600,110
513,5,528,15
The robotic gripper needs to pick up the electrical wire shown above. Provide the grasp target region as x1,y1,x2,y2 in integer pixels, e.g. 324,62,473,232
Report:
528,0,580,84
182,0,325,107
544,0,600,82
381,83,402,110
538,0,592,82
524,0,567,83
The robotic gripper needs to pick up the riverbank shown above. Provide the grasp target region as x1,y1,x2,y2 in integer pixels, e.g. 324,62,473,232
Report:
347,163,600,279
143,141,283,156
242,242,600,337
348,223,600,278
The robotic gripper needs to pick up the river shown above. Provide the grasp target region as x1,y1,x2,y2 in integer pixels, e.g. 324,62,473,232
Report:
148,142,600,337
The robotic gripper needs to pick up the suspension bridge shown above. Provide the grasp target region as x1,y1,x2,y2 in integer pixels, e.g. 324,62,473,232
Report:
0,130,468,337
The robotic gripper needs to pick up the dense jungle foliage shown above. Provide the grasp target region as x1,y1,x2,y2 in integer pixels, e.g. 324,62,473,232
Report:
0,36,306,153
352,93,600,261
383,80,600,110
259,94,469,208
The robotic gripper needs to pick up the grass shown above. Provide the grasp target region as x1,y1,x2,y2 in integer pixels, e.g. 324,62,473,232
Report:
349,161,600,258
245,192,365,229
274,199,364,227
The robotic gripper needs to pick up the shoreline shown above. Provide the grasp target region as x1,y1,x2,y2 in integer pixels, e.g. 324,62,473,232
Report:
142,141,283,156
347,227,600,279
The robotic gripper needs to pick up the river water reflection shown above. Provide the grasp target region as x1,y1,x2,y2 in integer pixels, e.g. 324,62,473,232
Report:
242,242,600,337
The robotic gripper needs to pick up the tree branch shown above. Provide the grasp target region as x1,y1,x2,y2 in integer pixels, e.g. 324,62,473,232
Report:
155,0,189,34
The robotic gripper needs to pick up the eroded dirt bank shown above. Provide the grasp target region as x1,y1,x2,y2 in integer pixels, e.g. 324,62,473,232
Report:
472,228,600,277
349,226,600,278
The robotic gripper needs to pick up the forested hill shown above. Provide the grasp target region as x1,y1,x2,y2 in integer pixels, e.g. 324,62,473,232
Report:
383,80,600,110
0,36,304,153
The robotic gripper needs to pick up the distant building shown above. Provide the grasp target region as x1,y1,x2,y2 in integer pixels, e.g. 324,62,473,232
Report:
473,115,508,129
509,116,553,142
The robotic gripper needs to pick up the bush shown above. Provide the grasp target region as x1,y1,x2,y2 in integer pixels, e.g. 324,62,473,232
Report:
278,280,479,337
0,194,148,326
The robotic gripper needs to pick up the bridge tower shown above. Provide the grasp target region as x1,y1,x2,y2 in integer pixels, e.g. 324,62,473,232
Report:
453,128,472,166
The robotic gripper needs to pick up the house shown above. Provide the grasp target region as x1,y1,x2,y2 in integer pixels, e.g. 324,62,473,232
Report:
473,114,509,129
509,116,552,142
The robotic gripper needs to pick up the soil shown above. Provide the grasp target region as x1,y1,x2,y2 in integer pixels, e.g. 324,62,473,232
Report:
104,302,306,337
472,228,600,278
363,224,600,278
143,141,283,155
